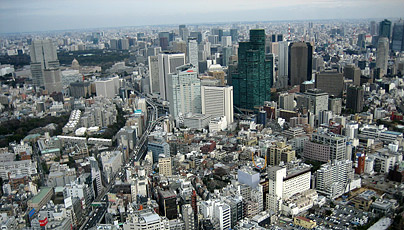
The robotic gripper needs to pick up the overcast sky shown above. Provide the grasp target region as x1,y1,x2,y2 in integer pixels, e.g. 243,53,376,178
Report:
1,0,403,33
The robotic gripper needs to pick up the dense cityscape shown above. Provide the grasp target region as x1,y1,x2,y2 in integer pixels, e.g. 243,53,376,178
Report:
0,3,404,230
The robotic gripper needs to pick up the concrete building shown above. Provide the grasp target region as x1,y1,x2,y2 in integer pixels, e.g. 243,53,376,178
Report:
201,85,234,125
344,65,361,86
28,187,54,210
279,93,295,111
158,156,172,177
267,142,296,166
148,56,160,94
167,64,201,119
346,85,364,113
182,204,196,230
95,77,118,98
187,37,199,71
158,53,185,100
315,160,355,199
288,42,313,86
297,89,329,116
304,131,347,162
238,167,260,188
213,201,231,230
101,151,123,183
376,37,389,76
44,68,62,93
316,71,344,97
124,209,169,230
30,40,59,87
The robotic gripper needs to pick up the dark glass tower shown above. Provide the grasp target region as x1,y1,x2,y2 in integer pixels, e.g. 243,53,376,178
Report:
288,42,313,86
391,19,404,52
379,19,392,39
232,29,273,111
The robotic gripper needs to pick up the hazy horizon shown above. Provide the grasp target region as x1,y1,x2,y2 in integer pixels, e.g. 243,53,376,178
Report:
1,0,403,33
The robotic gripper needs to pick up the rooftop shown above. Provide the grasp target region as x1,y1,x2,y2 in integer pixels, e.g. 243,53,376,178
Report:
30,187,52,204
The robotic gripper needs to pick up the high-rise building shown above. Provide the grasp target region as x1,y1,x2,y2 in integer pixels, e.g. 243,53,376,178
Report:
346,85,364,113
267,142,296,166
370,21,377,36
179,24,189,41
376,37,389,76
158,190,178,220
167,64,201,118
391,19,404,52
190,31,202,44
201,85,234,125
315,160,354,199
316,70,344,98
230,29,238,44
221,36,232,47
213,201,231,230
304,131,347,162
301,89,329,116
187,37,199,71
30,40,59,87
211,28,224,42
158,156,172,176
148,56,160,94
278,41,289,77
89,157,102,198
232,29,273,111
379,19,392,39
288,42,313,86
182,204,196,230
159,32,170,50
43,68,62,93
279,93,294,111
158,53,185,100
344,64,361,86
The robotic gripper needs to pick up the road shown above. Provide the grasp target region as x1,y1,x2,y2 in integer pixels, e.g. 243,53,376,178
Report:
80,92,162,229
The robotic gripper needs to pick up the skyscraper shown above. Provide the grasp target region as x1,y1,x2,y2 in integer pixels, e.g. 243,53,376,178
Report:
201,85,234,125
232,29,273,111
158,52,186,100
376,37,389,76
187,37,199,71
370,21,377,36
43,68,62,93
379,19,392,39
315,70,344,97
159,32,170,50
230,29,238,44
288,42,313,86
278,41,289,77
167,64,201,118
30,40,59,87
179,24,189,41
344,64,361,86
148,56,160,94
391,19,404,52
346,85,364,113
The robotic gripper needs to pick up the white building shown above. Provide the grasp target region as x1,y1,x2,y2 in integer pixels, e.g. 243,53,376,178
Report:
167,64,201,119
187,38,199,71
0,160,37,180
213,201,231,230
124,209,169,230
209,116,227,132
101,151,123,183
201,85,234,125
95,76,119,98
158,53,185,100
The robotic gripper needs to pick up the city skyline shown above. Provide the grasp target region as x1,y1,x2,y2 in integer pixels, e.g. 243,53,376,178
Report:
1,0,404,33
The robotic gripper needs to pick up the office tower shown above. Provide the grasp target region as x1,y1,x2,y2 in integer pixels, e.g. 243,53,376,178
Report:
187,37,199,71
302,89,329,116
346,85,364,113
222,46,232,67
232,29,273,111
207,35,219,44
167,64,201,118
158,53,185,100
379,19,392,39
158,190,178,220
230,29,238,44
315,160,354,199
119,38,129,50
344,64,361,86
221,36,232,47
376,37,389,76
370,21,377,36
43,68,62,93
89,157,102,198
179,24,189,41
182,204,196,230
173,41,187,53
148,56,160,94
357,33,366,49
391,19,404,52
30,40,59,87
316,70,344,97
267,142,295,166
201,85,234,125
190,31,202,44
266,166,286,213
288,42,313,86
110,39,119,50
328,97,342,115
304,130,347,161
159,32,170,50
279,93,294,110
158,156,172,176
211,28,224,42
224,196,243,228
278,41,289,77
70,81,91,98
213,202,231,230
148,139,170,164
95,77,118,98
